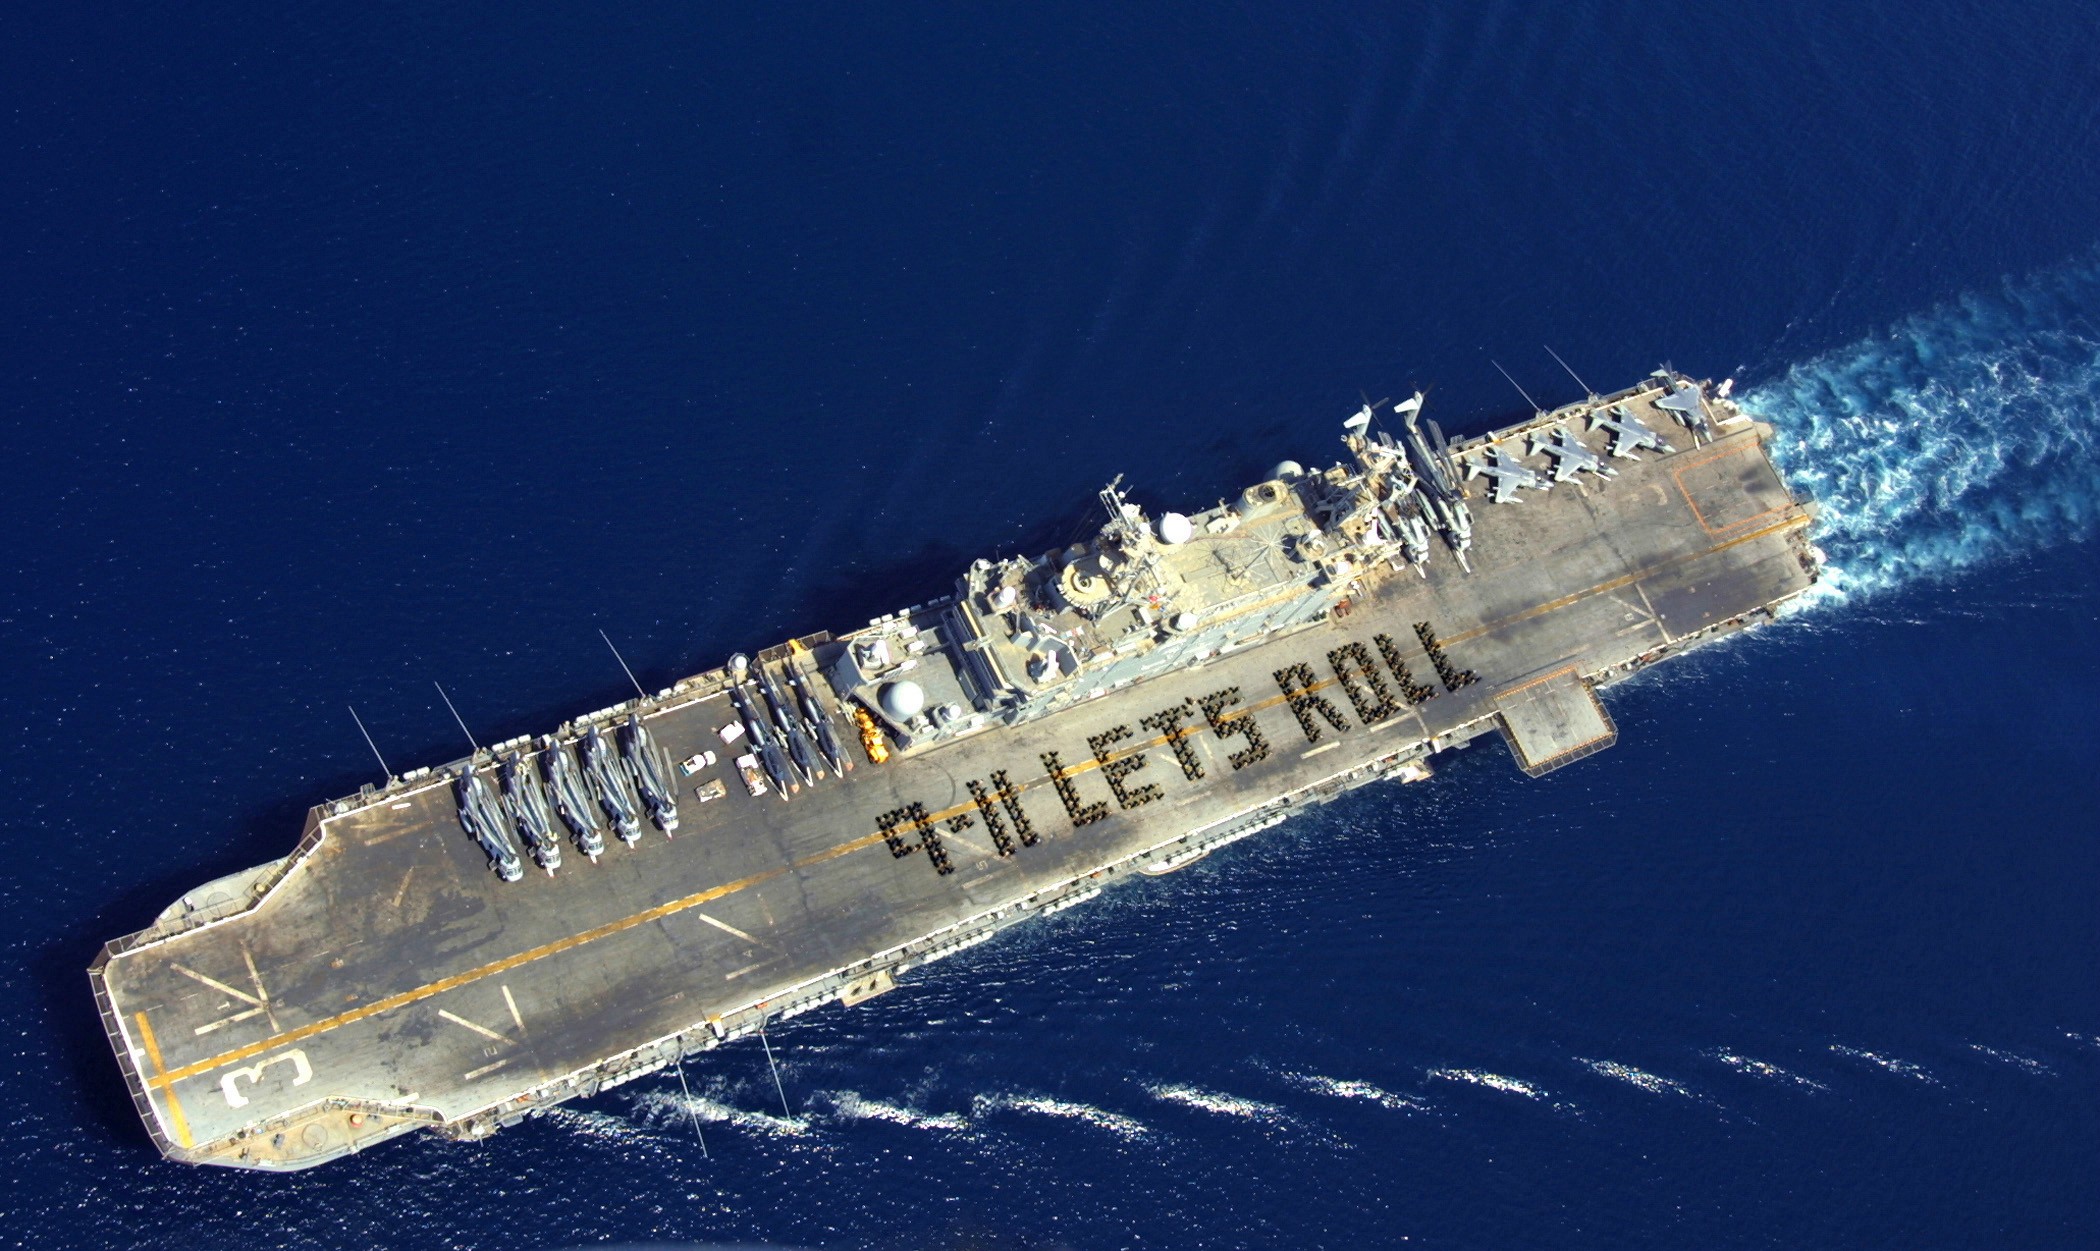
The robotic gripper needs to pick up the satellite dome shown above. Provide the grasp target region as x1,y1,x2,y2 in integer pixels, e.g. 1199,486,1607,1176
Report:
1156,512,1194,545
878,680,926,720
1269,460,1305,481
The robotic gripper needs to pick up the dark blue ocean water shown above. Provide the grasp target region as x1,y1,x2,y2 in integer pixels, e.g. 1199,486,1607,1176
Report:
5,4,2097,1248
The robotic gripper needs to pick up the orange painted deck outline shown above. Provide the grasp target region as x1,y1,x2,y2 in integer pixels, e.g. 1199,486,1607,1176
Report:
1671,441,1792,536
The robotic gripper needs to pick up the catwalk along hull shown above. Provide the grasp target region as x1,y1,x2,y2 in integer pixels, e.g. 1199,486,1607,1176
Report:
90,372,1819,1169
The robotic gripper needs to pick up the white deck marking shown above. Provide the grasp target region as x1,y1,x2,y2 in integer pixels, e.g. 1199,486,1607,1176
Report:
940,827,996,859
192,1006,265,1036
173,964,262,1006
390,867,416,908
725,956,784,981
242,946,279,1030
437,1009,512,1045
694,912,764,946
1301,741,1341,758
462,1058,511,1081
501,984,524,1033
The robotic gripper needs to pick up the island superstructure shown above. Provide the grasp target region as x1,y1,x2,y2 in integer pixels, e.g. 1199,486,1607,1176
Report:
90,369,1821,1170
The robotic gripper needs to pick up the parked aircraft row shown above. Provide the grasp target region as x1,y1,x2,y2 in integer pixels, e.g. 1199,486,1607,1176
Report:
1457,400,1683,505
725,651,854,800
453,713,681,880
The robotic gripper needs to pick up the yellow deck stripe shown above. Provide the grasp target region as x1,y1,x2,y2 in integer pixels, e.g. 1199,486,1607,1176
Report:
133,1011,193,1149
148,503,1810,1093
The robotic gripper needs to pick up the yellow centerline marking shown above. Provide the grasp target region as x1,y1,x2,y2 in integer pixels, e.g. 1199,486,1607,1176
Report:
145,500,1811,1096
133,1011,193,1149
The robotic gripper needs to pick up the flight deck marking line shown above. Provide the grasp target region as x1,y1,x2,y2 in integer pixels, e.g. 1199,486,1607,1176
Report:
1671,442,1791,536
133,1011,194,1150
1494,664,1582,700
192,1007,265,1036
147,859,811,1089
172,963,262,1007
693,913,765,947
463,1058,511,1081
436,1010,512,1045
501,985,525,1034
147,506,1809,1094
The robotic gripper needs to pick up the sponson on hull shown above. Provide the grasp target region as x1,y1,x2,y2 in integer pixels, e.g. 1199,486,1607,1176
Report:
90,368,1821,1169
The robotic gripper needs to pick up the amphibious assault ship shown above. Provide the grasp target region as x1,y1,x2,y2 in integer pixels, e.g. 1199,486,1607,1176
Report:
90,369,1821,1170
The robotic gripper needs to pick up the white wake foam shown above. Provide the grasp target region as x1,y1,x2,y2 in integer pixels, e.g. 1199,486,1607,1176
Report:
972,1093,1151,1140
1575,1058,1700,1101
1145,1083,1286,1121
1282,1071,1436,1115
1829,1044,1939,1085
629,1087,815,1136
539,1106,672,1151
1750,256,2100,597
1967,1044,2055,1076
1429,1068,1546,1099
822,1090,972,1132
1708,1049,1829,1093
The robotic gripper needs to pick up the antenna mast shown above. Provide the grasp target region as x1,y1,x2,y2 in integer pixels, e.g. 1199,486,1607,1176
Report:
600,629,648,700
1491,360,1545,415
347,705,392,778
1544,344,1594,396
433,682,481,754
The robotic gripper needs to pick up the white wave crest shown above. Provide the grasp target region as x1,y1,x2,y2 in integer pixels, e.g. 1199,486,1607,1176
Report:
1707,1050,1829,1093
972,1093,1150,1140
1282,1071,1435,1114
1967,1044,2056,1076
1576,1057,1699,1100
629,1087,814,1136
539,1106,670,1149
1429,1068,1546,1099
1146,1083,1287,1121
1829,1044,1939,1085
1750,256,2100,597
822,1090,971,1132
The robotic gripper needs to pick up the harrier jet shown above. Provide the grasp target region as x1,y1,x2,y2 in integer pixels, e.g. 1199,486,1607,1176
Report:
1464,444,1547,504
1527,424,1616,482
1590,404,1672,459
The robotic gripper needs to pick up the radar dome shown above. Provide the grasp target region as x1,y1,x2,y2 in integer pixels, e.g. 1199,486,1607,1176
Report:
1156,512,1194,545
1269,460,1305,480
878,680,927,720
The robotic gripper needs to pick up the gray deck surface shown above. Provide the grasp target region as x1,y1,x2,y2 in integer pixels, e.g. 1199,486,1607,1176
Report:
92,391,1818,1169
1496,667,1617,776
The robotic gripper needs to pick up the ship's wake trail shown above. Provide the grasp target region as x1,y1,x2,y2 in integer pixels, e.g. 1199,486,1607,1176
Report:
1750,256,2100,599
